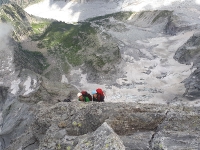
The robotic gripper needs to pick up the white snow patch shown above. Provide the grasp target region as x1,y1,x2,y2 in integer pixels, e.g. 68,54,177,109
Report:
10,79,21,95
70,68,82,75
61,75,69,83
23,76,37,96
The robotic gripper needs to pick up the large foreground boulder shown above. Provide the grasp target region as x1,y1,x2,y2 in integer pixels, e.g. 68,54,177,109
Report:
2,101,200,150
74,122,125,150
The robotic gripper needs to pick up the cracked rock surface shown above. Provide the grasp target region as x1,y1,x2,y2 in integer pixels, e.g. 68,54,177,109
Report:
1,97,199,150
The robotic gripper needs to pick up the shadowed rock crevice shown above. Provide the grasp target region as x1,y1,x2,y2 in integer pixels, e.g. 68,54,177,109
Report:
0,86,9,111
21,136,39,150
148,110,170,149
164,16,177,35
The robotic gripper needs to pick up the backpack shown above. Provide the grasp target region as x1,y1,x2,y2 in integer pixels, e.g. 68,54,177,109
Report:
95,88,105,102
81,91,92,101
96,88,105,97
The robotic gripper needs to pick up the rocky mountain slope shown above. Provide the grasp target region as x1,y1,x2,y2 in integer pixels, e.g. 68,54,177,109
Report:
0,1,200,150
2,2,200,102
23,0,200,103
1,87,200,150
1,95,200,150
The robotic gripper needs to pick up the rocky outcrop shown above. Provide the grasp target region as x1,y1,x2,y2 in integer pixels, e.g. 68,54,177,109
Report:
19,75,78,103
174,33,200,65
0,74,79,150
152,107,200,150
0,4,33,40
74,122,125,150
1,101,200,150
18,70,78,104
0,99,34,149
14,44,49,75
174,33,200,100
120,131,154,150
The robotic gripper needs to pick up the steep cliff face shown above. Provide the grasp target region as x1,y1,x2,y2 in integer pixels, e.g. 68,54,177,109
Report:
174,33,200,100
0,4,32,40
0,5,49,74
0,70,79,150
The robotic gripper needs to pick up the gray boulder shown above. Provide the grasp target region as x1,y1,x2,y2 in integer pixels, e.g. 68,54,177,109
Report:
152,107,200,150
120,131,154,150
74,122,125,150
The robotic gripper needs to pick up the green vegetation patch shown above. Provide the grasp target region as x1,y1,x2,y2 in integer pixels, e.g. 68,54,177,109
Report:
36,22,96,48
33,21,97,66
1,4,122,75
30,15,121,72
31,21,50,35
